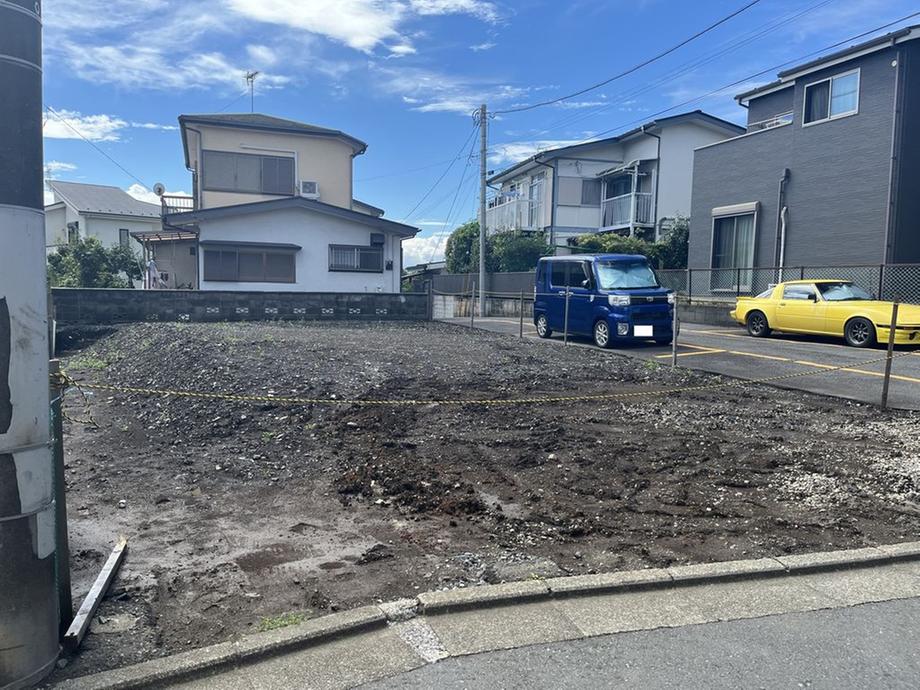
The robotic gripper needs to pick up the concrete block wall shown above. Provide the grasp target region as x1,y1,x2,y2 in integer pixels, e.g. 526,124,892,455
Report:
51,289,429,325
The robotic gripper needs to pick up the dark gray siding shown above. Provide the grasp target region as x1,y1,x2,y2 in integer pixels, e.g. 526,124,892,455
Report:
891,41,920,263
746,86,794,127
690,47,899,268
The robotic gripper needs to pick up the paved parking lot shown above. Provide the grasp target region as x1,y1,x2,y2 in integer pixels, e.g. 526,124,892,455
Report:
442,316,920,410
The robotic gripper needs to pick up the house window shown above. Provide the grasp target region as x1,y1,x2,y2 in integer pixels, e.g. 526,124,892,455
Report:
803,70,859,125
201,151,295,195
558,178,602,206
711,212,756,290
202,246,296,283
119,228,130,247
328,245,384,272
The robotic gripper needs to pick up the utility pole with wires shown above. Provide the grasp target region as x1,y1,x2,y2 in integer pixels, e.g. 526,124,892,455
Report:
476,104,487,317
245,71,260,113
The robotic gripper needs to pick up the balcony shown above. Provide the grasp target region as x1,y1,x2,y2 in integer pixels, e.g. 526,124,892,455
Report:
160,194,195,216
601,192,653,229
485,196,543,234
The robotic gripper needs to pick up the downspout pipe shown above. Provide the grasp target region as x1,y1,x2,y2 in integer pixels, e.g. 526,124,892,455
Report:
1,1,61,687
641,125,662,241
774,168,790,280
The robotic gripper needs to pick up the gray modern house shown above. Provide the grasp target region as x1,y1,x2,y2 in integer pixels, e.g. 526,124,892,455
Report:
688,25,920,286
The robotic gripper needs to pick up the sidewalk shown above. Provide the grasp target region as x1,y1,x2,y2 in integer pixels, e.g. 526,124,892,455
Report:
59,544,920,689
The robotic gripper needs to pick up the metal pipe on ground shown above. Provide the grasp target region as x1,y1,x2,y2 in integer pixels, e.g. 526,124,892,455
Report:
0,2,61,687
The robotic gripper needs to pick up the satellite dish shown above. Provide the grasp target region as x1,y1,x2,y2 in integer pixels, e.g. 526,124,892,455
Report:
152,182,166,197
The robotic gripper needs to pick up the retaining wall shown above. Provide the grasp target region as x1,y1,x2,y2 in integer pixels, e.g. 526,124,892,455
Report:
51,288,429,325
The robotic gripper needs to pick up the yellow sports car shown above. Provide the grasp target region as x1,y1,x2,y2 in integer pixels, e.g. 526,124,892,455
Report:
730,280,920,347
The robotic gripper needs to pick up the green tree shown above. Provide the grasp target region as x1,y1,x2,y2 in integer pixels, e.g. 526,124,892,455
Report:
47,237,142,288
444,220,480,273
490,230,553,272
656,215,689,269
571,232,660,264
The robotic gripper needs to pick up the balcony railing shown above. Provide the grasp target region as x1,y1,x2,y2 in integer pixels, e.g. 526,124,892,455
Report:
160,194,195,216
485,196,542,234
747,112,794,132
601,192,653,228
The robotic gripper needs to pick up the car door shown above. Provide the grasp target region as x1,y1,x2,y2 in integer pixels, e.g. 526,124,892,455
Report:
566,261,595,335
546,261,568,331
774,283,826,333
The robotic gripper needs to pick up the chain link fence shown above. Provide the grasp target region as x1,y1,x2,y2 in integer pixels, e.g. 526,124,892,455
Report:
657,264,920,303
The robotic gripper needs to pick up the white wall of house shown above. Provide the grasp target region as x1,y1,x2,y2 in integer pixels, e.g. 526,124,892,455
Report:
190,126,356,211
151,240,198,289
656,123,737,222
196,207,404,293
44,204,156,256
554,145,623,231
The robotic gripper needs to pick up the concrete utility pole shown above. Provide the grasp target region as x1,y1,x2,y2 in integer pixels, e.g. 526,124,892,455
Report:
478,104,487,317
0,1,60,687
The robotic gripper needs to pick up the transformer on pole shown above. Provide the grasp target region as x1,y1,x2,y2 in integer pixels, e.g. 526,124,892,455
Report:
0,1,60,687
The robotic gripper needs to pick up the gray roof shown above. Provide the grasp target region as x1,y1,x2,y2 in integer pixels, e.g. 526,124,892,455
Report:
165,196,418,238
488,111,744,184
178,113,367,155
46,180,161,218
737,24,920,103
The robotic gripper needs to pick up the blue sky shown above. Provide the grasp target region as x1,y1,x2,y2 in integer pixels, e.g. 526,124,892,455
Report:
42,0,918,265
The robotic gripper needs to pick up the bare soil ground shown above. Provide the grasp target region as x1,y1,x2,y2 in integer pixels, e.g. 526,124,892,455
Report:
52,321,920,681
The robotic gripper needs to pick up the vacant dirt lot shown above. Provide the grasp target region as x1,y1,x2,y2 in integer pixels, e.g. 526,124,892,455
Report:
54,321,920,680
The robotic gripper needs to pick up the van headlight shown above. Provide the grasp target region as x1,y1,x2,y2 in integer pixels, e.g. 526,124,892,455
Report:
667,292,676,305
608,294,630,307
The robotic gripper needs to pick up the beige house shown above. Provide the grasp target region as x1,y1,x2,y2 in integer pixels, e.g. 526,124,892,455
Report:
147,113,416,292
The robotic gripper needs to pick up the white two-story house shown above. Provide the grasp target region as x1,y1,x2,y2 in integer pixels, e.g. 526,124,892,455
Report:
144,113,417,292
486,111,744,248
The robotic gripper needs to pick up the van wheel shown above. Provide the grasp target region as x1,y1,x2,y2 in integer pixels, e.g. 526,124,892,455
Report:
593,320,611,348
536,314,552,338
844,317,876,348
746,311,771,337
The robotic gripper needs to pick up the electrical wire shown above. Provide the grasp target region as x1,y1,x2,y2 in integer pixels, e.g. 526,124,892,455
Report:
426,133,481,264
44,105,150,189
402,122,480,221
493,0,763,115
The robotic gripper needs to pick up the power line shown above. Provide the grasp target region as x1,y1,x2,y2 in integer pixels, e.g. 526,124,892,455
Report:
44,105,150,189
402,123,480,221
504,11,920,160
533,0,836,137
425,132,480,264
493,0,763,115
215,90,250,113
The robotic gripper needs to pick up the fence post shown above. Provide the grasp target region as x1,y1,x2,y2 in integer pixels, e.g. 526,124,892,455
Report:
877,264,885,300
735,267,741,297
687,268,693,305
671,297,679,369
799,266,805,280
563,287,571,345
426,280,433,321
519,288,524,340
470,282,476,329
49,359,73,635
881,300,899,410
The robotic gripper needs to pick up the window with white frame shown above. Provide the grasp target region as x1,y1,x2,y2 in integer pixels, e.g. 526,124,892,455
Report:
711,212,756,291
328,244,384,272
803,70,859,125
557,178,602,206
119,228,130,247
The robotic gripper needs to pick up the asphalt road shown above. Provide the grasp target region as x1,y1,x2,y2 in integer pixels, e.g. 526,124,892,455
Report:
377,597,920,689
442,317,920,410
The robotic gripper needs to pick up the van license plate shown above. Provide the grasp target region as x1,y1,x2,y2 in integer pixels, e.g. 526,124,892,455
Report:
634,325,653,337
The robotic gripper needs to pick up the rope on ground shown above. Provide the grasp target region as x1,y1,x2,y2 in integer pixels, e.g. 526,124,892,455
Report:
54,350,915,409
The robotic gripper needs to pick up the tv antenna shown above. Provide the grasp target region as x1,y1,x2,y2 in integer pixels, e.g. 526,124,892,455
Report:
245,71,260,112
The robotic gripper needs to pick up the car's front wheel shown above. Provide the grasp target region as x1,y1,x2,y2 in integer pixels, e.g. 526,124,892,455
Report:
844,317,876,348
593,320,612,348
746,311,771,338
535,313,552,339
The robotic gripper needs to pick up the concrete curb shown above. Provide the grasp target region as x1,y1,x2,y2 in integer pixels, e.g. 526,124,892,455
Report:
58,541,920,688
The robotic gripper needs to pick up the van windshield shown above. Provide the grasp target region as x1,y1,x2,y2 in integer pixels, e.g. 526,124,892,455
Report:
596,261,659,290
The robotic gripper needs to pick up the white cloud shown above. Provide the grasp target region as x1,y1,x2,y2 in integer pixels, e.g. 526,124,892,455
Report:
125,183,191,205
402,232,451,267
415,220,451,226
246,44,278,67
555,100,606,109
410,0,499,22
469,42,496,51
43,110,128,142
376,65,529,115
44,161,77,178
488,139,586,166
130,122,180,131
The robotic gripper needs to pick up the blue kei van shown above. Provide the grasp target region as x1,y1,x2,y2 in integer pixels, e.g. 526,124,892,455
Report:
534,254,676,347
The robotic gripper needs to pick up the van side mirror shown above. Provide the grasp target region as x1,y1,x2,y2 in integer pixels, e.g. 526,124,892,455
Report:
581,279,591,289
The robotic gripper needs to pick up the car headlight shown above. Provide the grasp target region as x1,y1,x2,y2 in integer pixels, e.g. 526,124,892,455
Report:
667,292,676,305
608,294,630,307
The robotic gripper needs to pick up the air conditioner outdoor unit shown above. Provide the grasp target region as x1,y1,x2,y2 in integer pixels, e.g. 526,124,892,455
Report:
300,181,320,199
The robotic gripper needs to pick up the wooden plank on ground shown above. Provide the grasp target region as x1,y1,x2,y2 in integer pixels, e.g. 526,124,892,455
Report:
62,536,128,652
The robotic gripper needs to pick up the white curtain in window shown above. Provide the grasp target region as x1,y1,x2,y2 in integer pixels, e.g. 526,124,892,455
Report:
830,72,859,116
